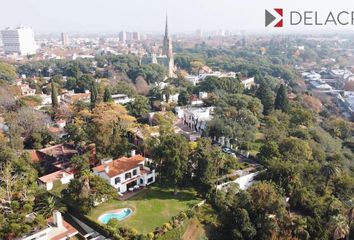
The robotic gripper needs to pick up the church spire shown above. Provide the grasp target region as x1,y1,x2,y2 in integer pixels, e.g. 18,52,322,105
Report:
165,14,169,37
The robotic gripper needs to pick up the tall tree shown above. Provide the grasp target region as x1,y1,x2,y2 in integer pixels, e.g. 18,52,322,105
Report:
103,87,112,102
126,95,150,118
154,133,189,195
51,81,59,109
256,82,275,115
90,81,98,109
274,84,289,112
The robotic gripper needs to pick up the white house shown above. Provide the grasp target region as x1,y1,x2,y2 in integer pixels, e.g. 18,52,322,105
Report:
175,106,214,133
112,94,134,104
20,211,78,240
38,169,74,191
240,77,255,89
93,151,155,194
21,84,36,96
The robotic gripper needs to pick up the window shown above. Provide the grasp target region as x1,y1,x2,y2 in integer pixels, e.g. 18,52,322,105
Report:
133,169,137,176
140,179,144,184
114,177,120,184
148,177,154,183
125,172,132,179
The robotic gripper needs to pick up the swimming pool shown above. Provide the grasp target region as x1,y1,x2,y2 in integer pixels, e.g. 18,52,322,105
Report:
98,208,132,224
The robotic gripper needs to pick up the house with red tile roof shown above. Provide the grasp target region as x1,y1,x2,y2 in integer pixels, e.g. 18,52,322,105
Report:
38,169,74,191
93,150,155,194
21,211,78,240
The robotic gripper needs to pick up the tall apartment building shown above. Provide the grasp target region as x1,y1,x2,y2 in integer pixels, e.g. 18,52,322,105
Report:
119,31,126,43
1,26,38,55
61,32,69,46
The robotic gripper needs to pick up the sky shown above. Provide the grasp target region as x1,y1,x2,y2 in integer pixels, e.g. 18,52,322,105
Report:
2,0,354,34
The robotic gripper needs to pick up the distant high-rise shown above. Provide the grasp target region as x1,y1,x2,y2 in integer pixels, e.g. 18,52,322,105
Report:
196,29,203,38
61,32,68,46
163,15,174,78
119,31,126,43
132,32,140,41
1,26,37,55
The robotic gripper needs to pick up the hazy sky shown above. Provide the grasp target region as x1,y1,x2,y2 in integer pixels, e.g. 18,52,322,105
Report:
2,0,354,34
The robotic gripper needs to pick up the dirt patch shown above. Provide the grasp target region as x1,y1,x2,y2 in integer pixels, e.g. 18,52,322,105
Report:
182,218,205,240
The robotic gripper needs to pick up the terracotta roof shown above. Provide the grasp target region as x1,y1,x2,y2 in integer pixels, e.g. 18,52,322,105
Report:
39,144,78,159
93,155,144,178
30,150,44,163
38,169,73,183
47,216,78,240
48,127,64,134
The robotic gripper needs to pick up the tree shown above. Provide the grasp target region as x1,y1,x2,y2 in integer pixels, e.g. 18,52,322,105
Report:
257,141,281,164
321,163,340,188
151,133,189,195
192,138,225,196
178,90,190,106
63,172,116,214
330,215,349,240
0,152,39,238
90,103,135,157
51,81,59,109
103,87,112,102
256,82,275,115
90,81,98,109
35,194,66,218
135,76,150,95
126,95,150,118
0,62,16,83
274,84,289,112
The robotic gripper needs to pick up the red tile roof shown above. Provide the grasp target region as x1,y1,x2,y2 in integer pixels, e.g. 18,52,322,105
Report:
93,155,144,178
38,169,74,183
47,216,78,240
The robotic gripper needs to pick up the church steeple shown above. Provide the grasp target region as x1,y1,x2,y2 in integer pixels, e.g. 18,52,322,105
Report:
165,14,169,38
162,15,174,78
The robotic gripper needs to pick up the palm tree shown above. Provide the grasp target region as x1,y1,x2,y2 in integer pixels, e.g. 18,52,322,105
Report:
35,195,66,218
321,163,340,188
346,206,354,240
331,215,349,240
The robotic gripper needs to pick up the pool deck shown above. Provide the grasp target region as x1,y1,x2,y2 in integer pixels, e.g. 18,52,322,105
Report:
118,187,147,200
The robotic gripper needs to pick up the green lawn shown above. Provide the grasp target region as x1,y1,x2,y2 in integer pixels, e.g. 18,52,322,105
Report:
87,185,200,234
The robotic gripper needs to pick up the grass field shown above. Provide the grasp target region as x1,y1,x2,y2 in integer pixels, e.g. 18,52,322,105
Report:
87,185,200,234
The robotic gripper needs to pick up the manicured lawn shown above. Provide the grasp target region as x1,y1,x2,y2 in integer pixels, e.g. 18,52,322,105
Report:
87,185,200,234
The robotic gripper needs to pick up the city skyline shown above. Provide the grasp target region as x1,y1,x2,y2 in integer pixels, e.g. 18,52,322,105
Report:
2,0,354,34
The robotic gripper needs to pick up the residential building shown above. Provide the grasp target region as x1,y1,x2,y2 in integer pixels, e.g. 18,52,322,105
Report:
38,169,74,191
119,31,126,43
93,151,155,194
111,94,134,104
132,32,140,41
175,106,214,133
240,77,255,89
21,84,36,96
1,26,38,55
61,91,90,104
61,32,68,46
20,211,78,240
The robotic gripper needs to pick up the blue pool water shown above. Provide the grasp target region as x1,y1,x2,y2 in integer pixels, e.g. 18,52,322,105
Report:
98,208,132,224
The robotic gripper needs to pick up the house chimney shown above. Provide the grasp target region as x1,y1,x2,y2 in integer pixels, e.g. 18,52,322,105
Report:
53,210,63,228
130,149,136,157
104,164,110,173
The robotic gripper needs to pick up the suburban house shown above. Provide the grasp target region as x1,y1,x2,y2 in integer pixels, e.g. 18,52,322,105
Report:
240,77,256,89
38,169,74,190
20,211,78,240
175,106,214,133
61,91,90,105
21,84,36,96
111,94,134,104
93,151,155,194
